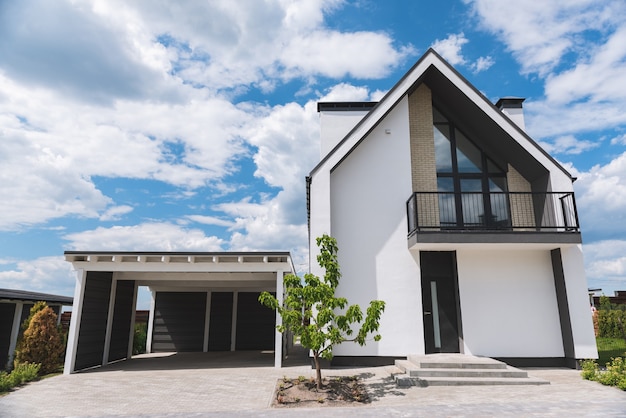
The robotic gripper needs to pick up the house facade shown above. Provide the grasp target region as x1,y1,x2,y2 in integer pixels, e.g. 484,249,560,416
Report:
307,49,597,367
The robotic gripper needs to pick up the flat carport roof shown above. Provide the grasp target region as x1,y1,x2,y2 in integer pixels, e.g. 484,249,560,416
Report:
63,251,295,374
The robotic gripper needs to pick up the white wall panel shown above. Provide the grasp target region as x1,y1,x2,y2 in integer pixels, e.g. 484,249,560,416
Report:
457,249,564,357
328,98,424,356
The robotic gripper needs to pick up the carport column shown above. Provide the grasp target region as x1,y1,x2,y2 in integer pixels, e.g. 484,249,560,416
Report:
146,289,156,353
127,282,139,359
64,269,86,375
275,270,284,368
6,302,23,369
230,291,238,351
102,278,118,365
203,291,211,352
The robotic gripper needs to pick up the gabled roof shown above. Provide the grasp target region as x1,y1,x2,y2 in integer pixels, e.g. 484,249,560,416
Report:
0,288,73,305
309,48,572,181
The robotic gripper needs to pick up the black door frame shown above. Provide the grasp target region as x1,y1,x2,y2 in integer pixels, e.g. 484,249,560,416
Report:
420,251,464,354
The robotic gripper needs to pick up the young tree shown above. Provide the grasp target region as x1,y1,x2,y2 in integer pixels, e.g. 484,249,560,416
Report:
259,234,385,390
15,305,65,375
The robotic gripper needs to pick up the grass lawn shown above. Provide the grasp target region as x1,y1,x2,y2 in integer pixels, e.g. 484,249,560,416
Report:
596,337,626,365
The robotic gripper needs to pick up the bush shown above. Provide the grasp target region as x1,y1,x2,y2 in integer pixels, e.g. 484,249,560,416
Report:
10,362,41,385
0,362,41,393
581,357,626,390
15,306,65,375
581,359,598,380
597,310,626,338
0,372,11,392
133,323,147,355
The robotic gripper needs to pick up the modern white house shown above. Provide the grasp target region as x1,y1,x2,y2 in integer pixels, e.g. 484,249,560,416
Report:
307,49,597,368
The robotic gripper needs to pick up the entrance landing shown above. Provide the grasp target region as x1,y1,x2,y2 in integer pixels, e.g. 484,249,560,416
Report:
394,354,550,387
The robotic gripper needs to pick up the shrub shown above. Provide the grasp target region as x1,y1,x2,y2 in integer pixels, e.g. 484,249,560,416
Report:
581,357,626,390
10,362,41,386
597,310,626,338
20,301,48,332
0,372,11,392
15,306,65,375
133,323,147,355
0,362,41,393
598,357,626,388
581,359,598,380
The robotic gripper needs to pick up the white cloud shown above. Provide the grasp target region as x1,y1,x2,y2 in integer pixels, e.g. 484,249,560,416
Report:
186,215,235,228
63,223,225,252
471,55,495,73
611,134,626,146
319,83,371,102
431,33,468,66
100,205,134,222
0,257,75,297
0,72,255,229
583,240,626,292
543,25,626,105
0,0,177,104
281,30,412,79
538,135,600,156
525,99,626,139
118,0,411,89
430,33,494,74
465,0,625,76
574,152,626,235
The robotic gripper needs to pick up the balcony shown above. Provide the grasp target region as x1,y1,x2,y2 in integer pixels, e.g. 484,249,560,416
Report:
406,191,581,245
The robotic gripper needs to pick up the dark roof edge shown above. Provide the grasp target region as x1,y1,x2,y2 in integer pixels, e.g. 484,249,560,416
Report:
64,251,292,256
317,102,378,112
0,288,73,304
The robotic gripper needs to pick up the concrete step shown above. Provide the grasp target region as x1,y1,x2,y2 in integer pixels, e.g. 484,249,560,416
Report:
407,353,507,369
400,376,550,387
394,355,550,387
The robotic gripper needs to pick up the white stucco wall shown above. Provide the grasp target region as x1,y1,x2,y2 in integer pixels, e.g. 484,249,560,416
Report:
457,249,565,357
326,97,424,356
560,245,598,359
319,110,370,158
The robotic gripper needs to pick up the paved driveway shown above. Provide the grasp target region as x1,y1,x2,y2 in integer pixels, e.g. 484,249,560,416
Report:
1,352,625,417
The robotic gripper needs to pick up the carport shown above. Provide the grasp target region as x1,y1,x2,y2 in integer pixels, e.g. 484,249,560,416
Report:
63,251,294,374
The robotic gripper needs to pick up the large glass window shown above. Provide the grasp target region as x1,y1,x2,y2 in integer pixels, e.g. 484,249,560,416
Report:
434,107,510,229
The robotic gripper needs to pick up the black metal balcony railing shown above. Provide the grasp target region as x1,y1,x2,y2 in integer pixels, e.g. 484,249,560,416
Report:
407,192,580,236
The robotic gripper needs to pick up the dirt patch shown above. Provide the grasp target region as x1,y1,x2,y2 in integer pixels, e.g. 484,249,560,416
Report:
271,375,369,408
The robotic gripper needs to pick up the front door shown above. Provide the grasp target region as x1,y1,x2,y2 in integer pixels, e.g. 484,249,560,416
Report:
420,251,461,353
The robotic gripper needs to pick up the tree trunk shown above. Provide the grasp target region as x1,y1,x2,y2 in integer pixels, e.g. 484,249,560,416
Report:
313,351,322,390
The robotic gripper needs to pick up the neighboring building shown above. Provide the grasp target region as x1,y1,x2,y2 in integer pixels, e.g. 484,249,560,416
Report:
307,49,597,368
593,291,626,307
63,252,294,373
0,289,73,370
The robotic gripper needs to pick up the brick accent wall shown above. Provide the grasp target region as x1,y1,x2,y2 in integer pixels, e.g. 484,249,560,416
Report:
507,164,536,228
408,84,439,228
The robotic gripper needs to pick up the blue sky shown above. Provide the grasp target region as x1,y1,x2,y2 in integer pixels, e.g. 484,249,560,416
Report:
1,0,625,308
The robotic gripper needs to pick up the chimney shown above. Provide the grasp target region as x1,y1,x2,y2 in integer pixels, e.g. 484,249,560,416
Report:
496,97,525,131
317,102,377,158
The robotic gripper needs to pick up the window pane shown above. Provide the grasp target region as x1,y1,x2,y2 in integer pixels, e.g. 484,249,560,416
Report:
434,125,453,173
489,178,510,227
460,179,483,226
437,178,456,225
455,130,482,173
